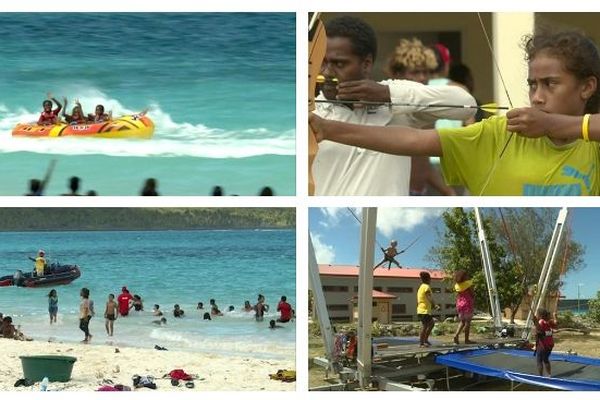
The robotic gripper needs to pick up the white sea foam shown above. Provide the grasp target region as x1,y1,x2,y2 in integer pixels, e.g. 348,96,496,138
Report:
0,89,295,158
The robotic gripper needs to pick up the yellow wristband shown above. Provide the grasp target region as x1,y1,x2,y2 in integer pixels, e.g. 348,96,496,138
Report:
582,113,591,142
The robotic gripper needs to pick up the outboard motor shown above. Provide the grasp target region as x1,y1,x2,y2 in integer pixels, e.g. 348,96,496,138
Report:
13,270,25,287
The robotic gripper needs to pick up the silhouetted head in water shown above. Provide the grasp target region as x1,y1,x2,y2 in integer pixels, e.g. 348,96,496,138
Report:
259,186,274,196
141,178,159,196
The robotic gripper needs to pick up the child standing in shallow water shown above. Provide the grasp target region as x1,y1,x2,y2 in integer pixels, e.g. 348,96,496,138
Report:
104,294,118,336
533,308,558,376
453,270,475,345
79,287,93,343
48,289,58,324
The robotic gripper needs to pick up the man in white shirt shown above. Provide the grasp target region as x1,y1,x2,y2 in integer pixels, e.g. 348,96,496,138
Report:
312,16,476,196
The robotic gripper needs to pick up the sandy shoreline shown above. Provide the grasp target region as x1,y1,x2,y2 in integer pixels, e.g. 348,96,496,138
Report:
0,339,295,391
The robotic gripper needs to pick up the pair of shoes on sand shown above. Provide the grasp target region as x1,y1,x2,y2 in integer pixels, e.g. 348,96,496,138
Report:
170,379,194,388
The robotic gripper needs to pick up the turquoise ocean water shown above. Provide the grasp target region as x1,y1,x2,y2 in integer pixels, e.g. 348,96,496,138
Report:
0,13,296,195
0,229,295,359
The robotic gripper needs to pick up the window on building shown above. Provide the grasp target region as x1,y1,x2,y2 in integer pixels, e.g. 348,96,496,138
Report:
353,286,358,292
386,287,413,293
327,304,349,311
323,286,349,292
392,315,414,322
392,304,407,314
331,316,349,322
432,287,442,293
374,286,382,291
445,304,454,310
445,288,453,293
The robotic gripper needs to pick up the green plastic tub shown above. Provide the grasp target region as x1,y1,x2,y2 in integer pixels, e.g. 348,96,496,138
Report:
19,355,77,382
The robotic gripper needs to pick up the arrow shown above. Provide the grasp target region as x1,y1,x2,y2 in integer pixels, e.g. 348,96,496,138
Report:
315,99,508,113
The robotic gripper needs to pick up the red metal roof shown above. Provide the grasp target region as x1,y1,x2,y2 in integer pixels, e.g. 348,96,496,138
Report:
319,264,445,280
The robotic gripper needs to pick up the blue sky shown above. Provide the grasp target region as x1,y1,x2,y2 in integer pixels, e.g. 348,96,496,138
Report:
309,207,600,300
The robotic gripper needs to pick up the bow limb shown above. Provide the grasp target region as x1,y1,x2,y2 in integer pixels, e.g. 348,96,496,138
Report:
308,13,326,195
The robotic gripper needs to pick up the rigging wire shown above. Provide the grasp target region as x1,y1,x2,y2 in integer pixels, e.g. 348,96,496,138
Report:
345,207,437,255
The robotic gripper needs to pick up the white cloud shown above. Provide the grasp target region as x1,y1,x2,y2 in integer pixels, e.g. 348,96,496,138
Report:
310,233,335,264
376,208,445,237
319,207,347,228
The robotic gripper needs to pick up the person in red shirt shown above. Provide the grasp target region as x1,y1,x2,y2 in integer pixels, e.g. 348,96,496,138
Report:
37,93,63,125
117,287,133,317
533,308,558,376
276,295,293,323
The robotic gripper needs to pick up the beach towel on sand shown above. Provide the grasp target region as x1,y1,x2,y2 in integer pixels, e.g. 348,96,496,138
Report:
166,369,194,381
269,369,296,382
97,384,131,391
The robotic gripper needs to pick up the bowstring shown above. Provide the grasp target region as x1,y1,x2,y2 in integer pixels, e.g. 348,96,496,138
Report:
476,13,516,196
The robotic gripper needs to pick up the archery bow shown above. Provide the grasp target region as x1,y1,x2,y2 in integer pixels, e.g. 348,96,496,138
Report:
308,13,326,195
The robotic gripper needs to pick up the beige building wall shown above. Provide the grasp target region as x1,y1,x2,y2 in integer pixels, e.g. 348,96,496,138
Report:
493,13,533,109
321,13,496,108
320,274,455,323
320,12,600,113
352,298,393,324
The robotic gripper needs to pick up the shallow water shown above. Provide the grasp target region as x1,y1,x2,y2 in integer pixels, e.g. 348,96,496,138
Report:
0,229,296,359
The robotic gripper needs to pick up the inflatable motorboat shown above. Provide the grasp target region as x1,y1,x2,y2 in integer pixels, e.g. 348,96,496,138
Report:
0,263,81,288
12,114,154,139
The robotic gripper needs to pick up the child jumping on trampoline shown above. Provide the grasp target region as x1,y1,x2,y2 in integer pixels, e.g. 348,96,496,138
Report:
532,308,557,376
374,240,403,270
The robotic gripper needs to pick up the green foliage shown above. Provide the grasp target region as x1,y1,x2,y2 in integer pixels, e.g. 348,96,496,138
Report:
428,208,585,323
309,321,322,337
371,322,394,337
427,208,506,311
492,209,585,319
476,325,488,334
0,208,295,230
394,324,420,336
432,321,452,336
371,321,384,337
556,311,577,328
588,291,600,323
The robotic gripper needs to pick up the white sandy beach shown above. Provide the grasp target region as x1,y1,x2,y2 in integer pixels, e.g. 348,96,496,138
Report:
0,338,295,391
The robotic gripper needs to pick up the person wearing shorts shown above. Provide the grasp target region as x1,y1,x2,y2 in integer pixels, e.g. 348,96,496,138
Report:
416,271,438,347
104,293,118,336
533,308,557,376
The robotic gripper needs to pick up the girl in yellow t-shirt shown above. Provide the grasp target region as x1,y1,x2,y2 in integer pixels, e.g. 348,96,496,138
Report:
417,271,439,347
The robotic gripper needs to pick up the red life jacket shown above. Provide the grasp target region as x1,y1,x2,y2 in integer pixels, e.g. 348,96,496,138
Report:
38,109,59,125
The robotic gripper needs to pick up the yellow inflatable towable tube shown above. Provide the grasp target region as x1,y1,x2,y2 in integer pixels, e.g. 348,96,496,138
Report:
12,114,154,139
